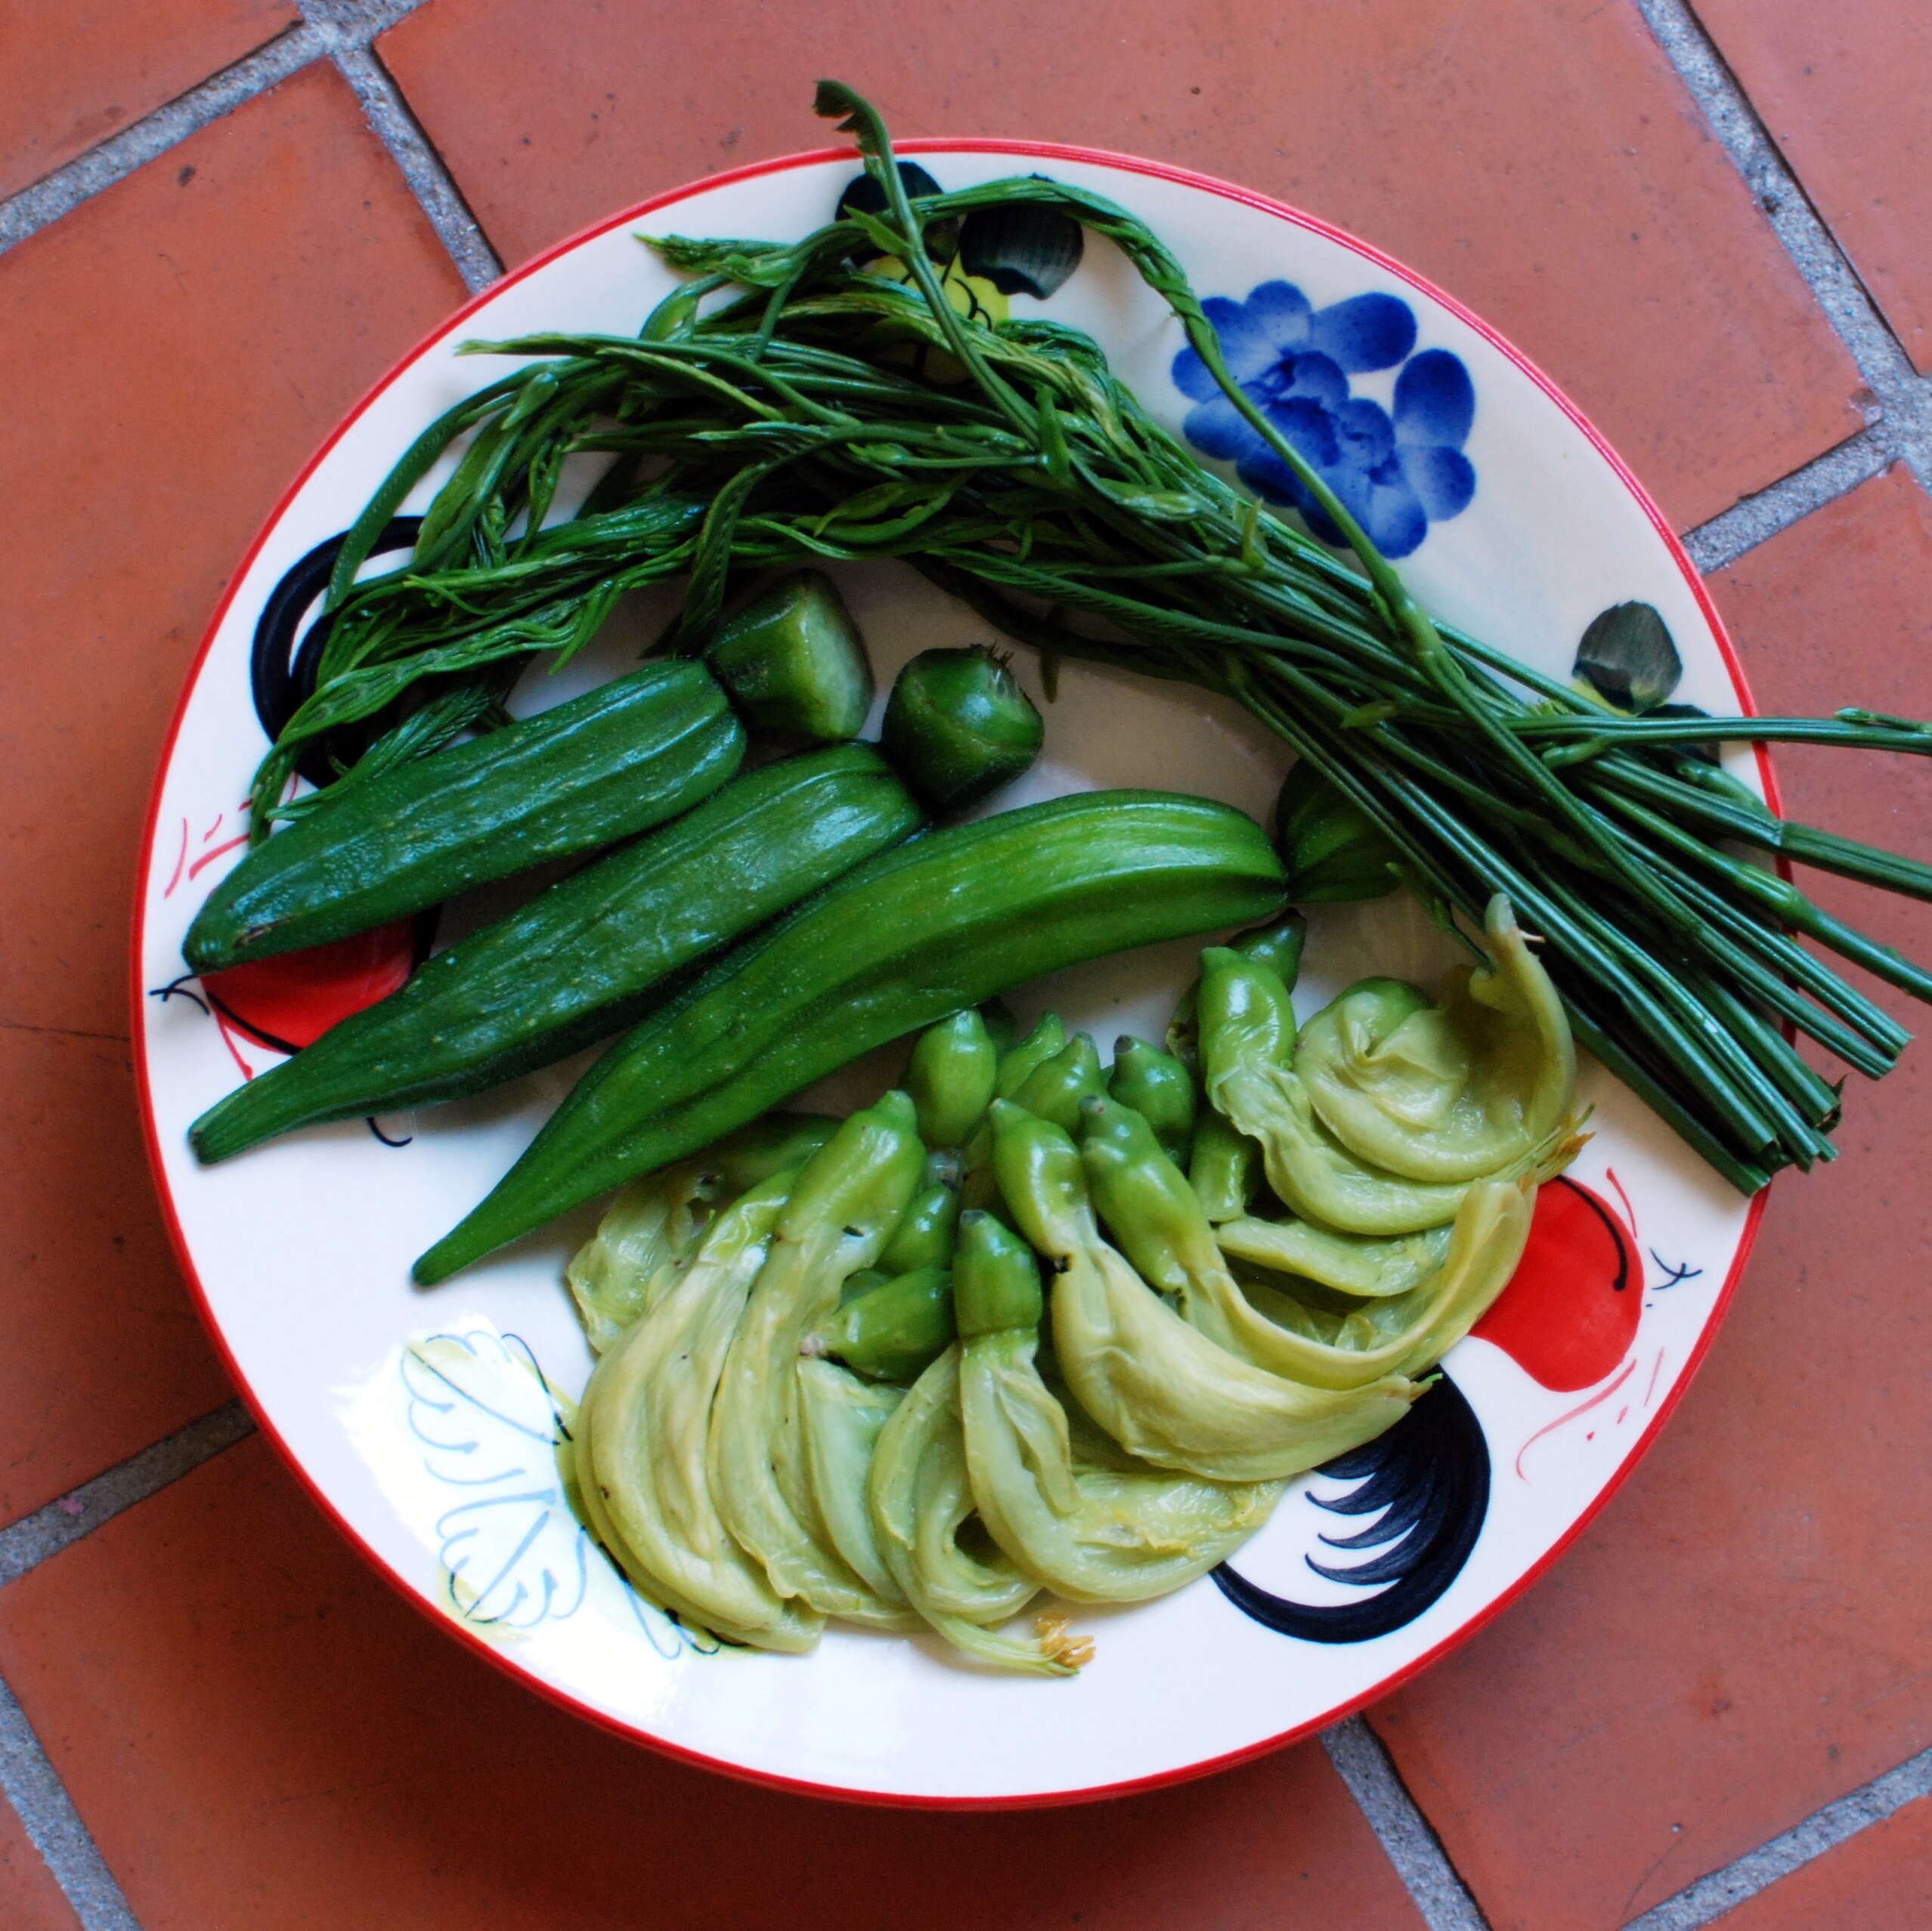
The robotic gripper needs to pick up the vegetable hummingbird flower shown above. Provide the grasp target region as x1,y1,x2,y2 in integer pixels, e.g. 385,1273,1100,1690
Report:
1172,280,1477,558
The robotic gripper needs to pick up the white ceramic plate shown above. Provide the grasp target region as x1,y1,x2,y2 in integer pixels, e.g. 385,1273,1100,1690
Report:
135,141,1769,1807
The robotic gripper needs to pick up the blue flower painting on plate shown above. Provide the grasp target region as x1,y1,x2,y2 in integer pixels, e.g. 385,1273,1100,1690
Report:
1173,281,1476,558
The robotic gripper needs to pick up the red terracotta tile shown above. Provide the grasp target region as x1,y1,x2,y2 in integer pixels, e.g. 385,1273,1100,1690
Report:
0,66,467,1521
0,1790,81,1931
0,1438,1426,1931
1715,1795,1932,1931
0,62,466,1041
379,0,1856,531
1697,2,1932,375
0,1026,231,1526
1366,466,1932,1931
0,0,296,200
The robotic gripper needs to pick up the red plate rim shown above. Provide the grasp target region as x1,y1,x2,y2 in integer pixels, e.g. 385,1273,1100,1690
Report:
130,136,1774,1811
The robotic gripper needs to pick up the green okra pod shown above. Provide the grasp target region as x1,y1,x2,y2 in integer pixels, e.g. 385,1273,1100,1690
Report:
190,745,921,1162
417,791,1285,1282
1273,760,1403,902
188,660,744,972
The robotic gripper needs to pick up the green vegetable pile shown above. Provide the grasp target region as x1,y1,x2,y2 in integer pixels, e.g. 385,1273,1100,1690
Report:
566,910,1573,1670
245,79,1932,1196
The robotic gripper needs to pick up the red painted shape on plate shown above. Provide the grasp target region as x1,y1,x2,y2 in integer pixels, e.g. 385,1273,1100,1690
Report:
1514,1355,1639,1481
202,921,416,1055
1474,1175,1645,1392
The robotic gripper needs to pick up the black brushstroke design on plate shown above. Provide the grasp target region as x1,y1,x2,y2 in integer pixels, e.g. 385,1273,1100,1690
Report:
251,516,423,785
1213,1370,1488,1644
1572,599,1718,763
838,164,1084,299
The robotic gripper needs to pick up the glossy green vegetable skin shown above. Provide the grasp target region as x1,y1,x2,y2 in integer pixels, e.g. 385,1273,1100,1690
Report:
1272,760,1402,903
880,646,1043,812
955,1211,1280,1603
1108,1035,1198,1165
1166,911,1306,1066
705,571,872,741
575,1168,824,1651
185,660,743,972
906,1010,997,1148
415,789,1286,1283
989,1100,1417,1483
566,1113,837,1351
707,1091,924,1626
188,747,921,1162
1007,1032,1106,1134
813,1264,956,1382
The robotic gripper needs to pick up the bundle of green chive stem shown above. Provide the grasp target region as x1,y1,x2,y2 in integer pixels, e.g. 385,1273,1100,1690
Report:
258,80,1932,1196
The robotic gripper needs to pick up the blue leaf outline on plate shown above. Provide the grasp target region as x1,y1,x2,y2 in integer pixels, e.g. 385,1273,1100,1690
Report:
1173,282,1476,559
402,1329,591,1631
401,1328,716,1656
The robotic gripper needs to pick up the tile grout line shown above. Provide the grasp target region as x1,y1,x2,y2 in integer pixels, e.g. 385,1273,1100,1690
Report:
1633,0,1932,510
1321,1717,1493,1930
0,1673,142,1931
1680,427,1892,573
297,2,503,292
0,24,328,255
325,43,501,293
0,1402,257,1589
0,0,1905,560
0,1406,258,1929
0,1,449,264
1623,1741,1932,1929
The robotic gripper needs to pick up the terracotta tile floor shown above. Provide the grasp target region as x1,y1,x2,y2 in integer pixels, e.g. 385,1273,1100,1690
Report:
0,64,465,1522
0,0,294,202
378,0,1857,531
1716,1794,1932,1930
1370,466,1932,1931
1698,0,1932,376
0,1790,81,1931
1,6,1928,1926
0,1441,1426,1931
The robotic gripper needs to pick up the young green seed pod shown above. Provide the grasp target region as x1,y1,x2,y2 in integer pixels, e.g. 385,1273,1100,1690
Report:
878,1181,961,1276
1107,1035,1200,1166
1273,761,1401,902
1236,910,1308,988
993,1013,1067,1099
1189,1112,1259,1224
952,1210,1045,1339
1197,947,1299,1096
1008,1032,1107,1135
812,1264,957,1383
906,1010,998,1149
880,646,1043,812
706,571,874,743
1166,911,1306,1065
1079,1094,1200,1296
